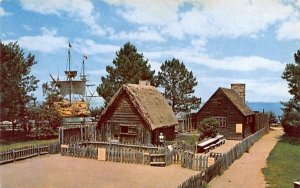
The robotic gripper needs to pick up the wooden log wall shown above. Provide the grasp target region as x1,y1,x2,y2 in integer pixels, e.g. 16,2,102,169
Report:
197,90,246,140
99,93,153,145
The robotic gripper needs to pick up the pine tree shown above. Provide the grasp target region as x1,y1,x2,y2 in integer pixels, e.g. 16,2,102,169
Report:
281,49,300,136
96,42,155,104
156,58,200,114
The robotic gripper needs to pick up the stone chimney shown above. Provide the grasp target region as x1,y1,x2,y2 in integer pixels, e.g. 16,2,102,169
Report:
231,83,246,102
139,80,150,86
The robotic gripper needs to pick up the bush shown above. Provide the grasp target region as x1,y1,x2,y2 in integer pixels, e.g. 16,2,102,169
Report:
281,110,300,137
28,105,63,139
198,118,219,140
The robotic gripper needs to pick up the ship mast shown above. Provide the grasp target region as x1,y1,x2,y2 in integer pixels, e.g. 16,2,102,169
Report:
65,42,77,103
68,43,71,103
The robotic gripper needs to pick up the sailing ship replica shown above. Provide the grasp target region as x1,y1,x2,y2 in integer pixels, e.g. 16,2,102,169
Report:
51,43,90,120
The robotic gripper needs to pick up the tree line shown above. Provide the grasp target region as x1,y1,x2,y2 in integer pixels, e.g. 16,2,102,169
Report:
1,41,299,138
96,42,200,114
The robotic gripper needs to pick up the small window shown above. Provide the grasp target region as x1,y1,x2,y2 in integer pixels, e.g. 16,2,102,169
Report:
213,117,227,127
217,99,222,105
120,124,137,136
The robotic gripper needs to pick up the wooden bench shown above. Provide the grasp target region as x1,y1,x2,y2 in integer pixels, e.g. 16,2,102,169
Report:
149,154,166,166
197,135,225,153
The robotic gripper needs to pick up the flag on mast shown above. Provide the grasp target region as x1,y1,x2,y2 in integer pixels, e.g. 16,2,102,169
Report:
69,42,72,48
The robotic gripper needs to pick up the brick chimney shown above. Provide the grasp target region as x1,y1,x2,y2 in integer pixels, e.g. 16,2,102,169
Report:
231,83,246,102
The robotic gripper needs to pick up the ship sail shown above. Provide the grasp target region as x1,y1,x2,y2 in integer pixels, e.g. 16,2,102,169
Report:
51,43,90,118
57,80,86,97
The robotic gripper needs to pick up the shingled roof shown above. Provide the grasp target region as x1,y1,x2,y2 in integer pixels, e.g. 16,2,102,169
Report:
99,84,178,130
219,87,254,116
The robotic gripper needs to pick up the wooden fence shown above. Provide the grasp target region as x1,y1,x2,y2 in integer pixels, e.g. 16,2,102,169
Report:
61,143,167,165
178,128,266,187
0,141,61,165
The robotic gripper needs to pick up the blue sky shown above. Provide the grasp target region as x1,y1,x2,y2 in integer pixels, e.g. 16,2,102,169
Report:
1,0,300,106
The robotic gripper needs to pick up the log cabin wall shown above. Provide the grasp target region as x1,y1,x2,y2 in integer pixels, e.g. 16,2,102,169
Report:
197,90,252,140
99,92,152,144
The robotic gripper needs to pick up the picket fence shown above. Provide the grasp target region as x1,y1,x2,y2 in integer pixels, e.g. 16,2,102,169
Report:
178,128,266,188
0,141,61,165
61,143,167,165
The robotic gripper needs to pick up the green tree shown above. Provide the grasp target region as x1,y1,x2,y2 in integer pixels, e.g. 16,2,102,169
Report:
28,105,62,139
281,49,300,136
156,58,200,114
42,81,63,107
96,42,155,104
0,41,39,133
198,118,219,140
269,111,277,124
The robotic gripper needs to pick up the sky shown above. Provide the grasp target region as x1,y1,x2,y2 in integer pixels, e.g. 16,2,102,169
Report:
1,0,300,106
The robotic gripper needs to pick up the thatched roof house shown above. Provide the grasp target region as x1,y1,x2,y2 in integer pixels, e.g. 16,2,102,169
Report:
98,83,178,144
196,84,255,140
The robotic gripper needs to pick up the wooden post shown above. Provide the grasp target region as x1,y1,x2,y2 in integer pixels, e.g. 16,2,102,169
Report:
13,150,15,162
61,127,64,144
80,124,83,141
58,127,60,144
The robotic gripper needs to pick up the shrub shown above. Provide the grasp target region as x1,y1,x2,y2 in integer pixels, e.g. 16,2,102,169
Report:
198,118,219,140
281,110,300,137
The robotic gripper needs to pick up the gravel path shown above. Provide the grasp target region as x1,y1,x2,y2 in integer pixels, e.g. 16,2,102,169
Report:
208,127,284,188
0,154,198,188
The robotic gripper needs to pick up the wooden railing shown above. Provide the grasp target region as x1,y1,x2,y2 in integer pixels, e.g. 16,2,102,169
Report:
178,128,266,188
61,144,166,165
0,141,60,165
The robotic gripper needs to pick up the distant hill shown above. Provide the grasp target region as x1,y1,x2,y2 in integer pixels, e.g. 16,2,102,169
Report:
247,102,283,117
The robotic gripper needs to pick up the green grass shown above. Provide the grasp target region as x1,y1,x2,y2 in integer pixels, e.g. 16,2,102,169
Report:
263,135,300,188
0,139,58,152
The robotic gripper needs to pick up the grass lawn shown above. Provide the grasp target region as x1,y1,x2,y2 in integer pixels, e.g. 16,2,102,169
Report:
263,135,300,188
0,139,58,151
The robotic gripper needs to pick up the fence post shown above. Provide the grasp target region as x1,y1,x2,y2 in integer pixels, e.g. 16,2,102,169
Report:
61,127,64,144
13,150,16,162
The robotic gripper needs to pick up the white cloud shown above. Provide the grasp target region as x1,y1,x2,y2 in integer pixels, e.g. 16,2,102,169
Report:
22,24,32,31
19,0,106,36
104,0,182,25
73,39,119,55
196,75,290,102
202,56,285,72
105,0,294,39
277,18,300,40
17,27,68,53
145,49,285,72
0,7,13,16
110,26,165,42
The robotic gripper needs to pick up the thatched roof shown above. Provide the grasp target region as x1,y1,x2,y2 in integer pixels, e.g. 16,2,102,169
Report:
219,88,254,116
99,84,178,130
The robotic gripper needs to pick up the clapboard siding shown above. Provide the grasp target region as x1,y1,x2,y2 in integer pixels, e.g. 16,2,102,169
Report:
197,89,254,140
99,92,152,144
98,84,177,145
108,93,145,124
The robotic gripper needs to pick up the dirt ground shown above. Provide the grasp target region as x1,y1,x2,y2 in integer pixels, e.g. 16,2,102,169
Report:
0,154,198,188
209,140,240,154
208,127,284,188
